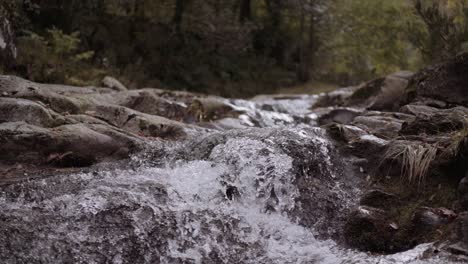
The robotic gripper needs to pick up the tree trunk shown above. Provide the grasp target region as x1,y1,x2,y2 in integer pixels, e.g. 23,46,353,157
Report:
173,0,189,30
264,0,285,64
0,11,17,71
239,0,252,23
297,3,318,82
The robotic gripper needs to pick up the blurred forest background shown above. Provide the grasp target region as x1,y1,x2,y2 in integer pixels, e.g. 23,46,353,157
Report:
1,0,468,97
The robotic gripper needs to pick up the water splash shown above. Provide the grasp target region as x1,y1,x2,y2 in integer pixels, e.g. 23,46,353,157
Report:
0,96,459,263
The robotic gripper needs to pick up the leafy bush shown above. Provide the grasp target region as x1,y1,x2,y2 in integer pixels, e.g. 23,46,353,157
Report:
16,28,104,85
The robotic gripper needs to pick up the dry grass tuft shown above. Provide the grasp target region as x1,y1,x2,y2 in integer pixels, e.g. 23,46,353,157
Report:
384,142,438,187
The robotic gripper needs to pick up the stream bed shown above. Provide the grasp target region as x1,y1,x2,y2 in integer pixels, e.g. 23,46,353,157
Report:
0,94,459,263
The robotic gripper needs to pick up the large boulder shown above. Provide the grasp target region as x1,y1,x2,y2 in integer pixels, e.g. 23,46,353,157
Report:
0,121,142,166
405,53,468,107
0,75,190,138
346,71,413,111
0,97,67,127
351,112,413,139
0,175,174,263
181,127,364,240
0,75,194,173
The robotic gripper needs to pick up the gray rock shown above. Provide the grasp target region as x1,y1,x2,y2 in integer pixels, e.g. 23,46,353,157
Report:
412,207,457,233
400,104,468,135
0,75,112,95
412,208,444,230
325,123,388,163
346,71,413,111
102,76,128,91
344,206,399,252
318,108,362,126
352,113,407,139
181,127,363,240
87,104,186,138
0,121,142,166
312,86,357,108
0,97,67,127
405,52,468,107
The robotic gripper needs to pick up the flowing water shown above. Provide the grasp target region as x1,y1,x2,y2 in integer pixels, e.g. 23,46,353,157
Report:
0,95,458,263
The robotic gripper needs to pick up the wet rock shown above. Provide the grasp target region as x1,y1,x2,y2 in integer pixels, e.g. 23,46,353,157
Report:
66,114,110,125
0,121,142,166
210,117,249,130
412,207,457,233
352,113,409,139
405,52,468,107
183,127,362,240
346,71,413,111
0,79,190,140
46,151,97,167
0,75,112,95
326,123,368,143
360,190,400,209
102,76,128,91
318,108,362,126
312,87,357,108
344,206,399,252
0,177,173,263
326,123,388,162
0,97,69,127
191,97,240,121
75,89,192,121
400,105,468,135
124,90,189,121
0,76,101,114
1,69,466,262
87,104,186,138
412,208,444,231
400,104,440,118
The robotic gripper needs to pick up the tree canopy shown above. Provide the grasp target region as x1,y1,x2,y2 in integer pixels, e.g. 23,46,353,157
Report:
1,0,468,97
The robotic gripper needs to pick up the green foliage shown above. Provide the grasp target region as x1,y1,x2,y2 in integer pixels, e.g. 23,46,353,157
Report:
410,0,468,63
16,28,102,86
320,0,422,84
3,0,468,96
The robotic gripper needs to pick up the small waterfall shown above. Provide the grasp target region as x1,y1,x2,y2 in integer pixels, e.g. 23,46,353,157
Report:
0,96,456,263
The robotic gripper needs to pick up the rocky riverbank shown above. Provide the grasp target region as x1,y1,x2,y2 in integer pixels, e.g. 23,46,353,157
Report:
1,54,468,262
315,53,468,258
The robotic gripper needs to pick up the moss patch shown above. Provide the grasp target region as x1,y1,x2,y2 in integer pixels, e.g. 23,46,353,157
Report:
370,167,460,253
